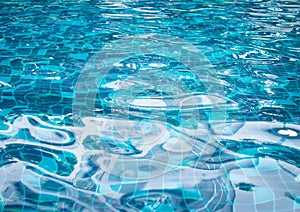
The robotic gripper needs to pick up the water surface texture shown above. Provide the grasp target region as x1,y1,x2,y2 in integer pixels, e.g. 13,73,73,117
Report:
0,0,300,211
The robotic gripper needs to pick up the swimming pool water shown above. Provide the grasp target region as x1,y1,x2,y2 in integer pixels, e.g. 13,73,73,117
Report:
0,0,299,211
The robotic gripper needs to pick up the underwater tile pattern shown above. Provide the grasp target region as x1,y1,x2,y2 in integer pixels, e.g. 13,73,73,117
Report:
0,0,300,211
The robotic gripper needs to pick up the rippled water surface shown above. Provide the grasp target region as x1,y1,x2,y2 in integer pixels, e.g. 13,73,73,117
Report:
0,0,300,211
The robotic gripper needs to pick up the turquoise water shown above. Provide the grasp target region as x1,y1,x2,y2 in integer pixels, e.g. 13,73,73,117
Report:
0,0,299,211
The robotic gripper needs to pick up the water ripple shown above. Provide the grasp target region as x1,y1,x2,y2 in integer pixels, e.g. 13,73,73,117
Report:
0,0,299,211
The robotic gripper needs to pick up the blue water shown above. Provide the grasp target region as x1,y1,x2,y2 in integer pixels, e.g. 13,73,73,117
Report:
0,0,299,211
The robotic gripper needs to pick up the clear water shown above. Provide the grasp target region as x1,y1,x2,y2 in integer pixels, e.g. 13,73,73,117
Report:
0,0,299,211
